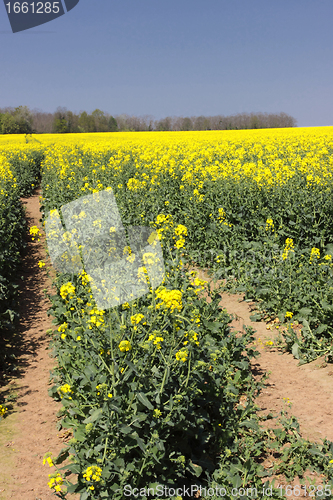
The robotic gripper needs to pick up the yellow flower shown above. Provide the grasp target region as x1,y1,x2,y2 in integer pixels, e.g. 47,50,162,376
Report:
191,277,207,294
119,340,132,352
44,456,54,467
265,218,274,232
155,288,182,312
174,224,187,237
38,260,46,268
131,313,145,325
310,247,320,263
83,465,103,483
0,404,8,418
58,383,73,398
29,225,40,237
47,473,63,491
175,350,188,362
282,238,294,260
153,409,162,418
285,311,293,319
58,322,68,333
175,238,185,249
60,282,75,300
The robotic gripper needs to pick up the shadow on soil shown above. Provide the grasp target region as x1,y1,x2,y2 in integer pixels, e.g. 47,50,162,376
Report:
0,195,49,409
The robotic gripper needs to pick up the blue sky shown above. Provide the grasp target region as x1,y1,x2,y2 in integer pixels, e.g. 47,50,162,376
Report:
1,0,333,126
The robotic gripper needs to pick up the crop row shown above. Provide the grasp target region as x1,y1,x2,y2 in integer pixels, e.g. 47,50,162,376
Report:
1,130,333,497
0,143,43,374
39,129,333,363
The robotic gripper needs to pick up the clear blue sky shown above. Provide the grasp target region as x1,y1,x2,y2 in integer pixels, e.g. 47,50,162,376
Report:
1,0,333,126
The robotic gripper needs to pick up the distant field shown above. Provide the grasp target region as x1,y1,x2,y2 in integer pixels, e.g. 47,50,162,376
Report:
1,127,333,498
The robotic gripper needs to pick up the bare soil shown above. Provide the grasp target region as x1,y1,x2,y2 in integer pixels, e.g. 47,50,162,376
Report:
193,268,333,444
0,193,332,499
0,189,78,500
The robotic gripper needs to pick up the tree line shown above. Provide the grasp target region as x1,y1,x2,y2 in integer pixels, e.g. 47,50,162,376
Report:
0,106,297,134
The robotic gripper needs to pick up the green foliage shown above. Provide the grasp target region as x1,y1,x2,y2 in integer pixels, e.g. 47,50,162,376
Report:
0,148,43,365
47,247,263,497
0,106,33,134
2,136,332,497
45,251,333,498
108,116,118,132
40,143,333,363
0,188,26,336
7,149,43,196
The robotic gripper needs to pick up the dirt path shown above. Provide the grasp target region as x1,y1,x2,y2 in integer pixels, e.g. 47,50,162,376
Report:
1,193,333,499
0,189,78,500
195,268,333,444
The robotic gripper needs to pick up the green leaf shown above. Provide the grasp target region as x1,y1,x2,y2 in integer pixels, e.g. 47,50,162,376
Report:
298,307,312,318
292,342,300,359
137,392,153,410
187,460,203,477
83,408,103,424
54,448,69,465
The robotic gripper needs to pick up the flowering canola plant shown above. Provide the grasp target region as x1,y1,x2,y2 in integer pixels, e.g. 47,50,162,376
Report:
4,127,333,497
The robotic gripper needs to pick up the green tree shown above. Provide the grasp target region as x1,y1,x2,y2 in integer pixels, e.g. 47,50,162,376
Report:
78,111,96,133
1,114,19,134
13,106,33,133
108,116,118,132
91,109,109,132
53,107,69,133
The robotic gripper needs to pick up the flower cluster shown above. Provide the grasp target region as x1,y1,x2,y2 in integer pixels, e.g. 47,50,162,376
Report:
79,271,92,287
155,287,182,313
58,323,68,340
58,322,68,333
43,454,54,467
173,224,188,249
154,213,174,241
83,465,103,488
131,313,145,325
175,350,188,362
137,265,151,286
47,473,63,493
147,332,164,349
58,383,73,399
183,330,199,346
88,307,105,328
29,225,41,241
127,177,146,191
218,207,232,227
310,247,320,263
119,340,132,352
265,218,274,232
0,404,8,418
60,282,75,300
191,277,207,295
282,238,294,260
